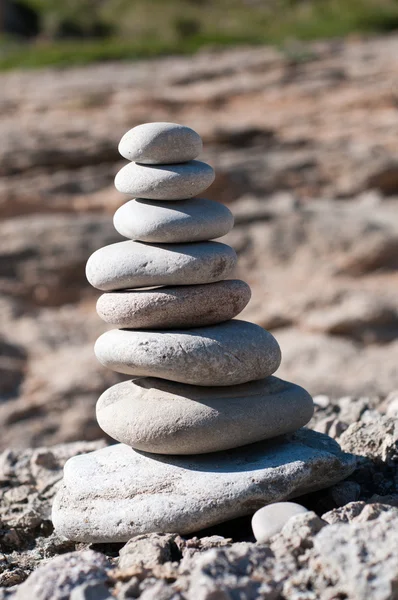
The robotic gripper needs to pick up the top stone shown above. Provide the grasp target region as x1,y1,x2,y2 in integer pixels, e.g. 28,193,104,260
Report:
118,122,203,164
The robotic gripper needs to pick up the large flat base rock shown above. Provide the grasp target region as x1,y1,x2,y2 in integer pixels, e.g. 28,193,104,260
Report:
52,429,355,543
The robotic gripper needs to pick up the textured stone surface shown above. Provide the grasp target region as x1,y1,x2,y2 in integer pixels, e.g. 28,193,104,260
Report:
339,414,398,463
96,376,314,454
94,320,281,386
96,280,251,329
114,161,215,200
180,542,278,600
321,501,398,525
118,533,180,571
86,240,237,291
118,122,202,164
305,511,398,600
251,502,309,543
113,197,234,243
70,582,112,600
0,440,104,543
52,429,355,542
12,550,110,600
1,436,398,597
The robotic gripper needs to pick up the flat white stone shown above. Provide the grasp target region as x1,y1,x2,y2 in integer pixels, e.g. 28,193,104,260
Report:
114,161,215,200
96,376,314,454
86,240,237,291
113,197,234,243
251,502,309,543
52,429,356,542
96,280,251,329
94,320,281,386
118,122,202,164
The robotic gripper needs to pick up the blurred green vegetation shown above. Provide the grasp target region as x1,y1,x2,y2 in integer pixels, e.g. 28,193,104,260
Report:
2,0,398,69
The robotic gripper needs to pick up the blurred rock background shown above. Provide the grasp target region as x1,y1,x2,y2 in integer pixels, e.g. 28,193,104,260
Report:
1,0,398,450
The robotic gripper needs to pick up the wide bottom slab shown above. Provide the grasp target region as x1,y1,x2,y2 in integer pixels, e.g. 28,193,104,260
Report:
52,429,355,543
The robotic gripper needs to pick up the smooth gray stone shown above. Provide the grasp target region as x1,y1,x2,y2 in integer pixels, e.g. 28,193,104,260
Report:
86,240,237,291
96,280,251,329
94,320,281,386
118,122,202,164
114,161,215,200
113,197,234,243
52,429,356,542
251,502,309,543
96,376,314,454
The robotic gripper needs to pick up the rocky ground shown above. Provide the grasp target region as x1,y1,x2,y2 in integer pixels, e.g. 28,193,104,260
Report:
1,33,398,598
0,394,397,598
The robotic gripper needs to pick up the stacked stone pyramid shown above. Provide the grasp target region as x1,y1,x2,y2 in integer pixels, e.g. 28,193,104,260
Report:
52,123,355,542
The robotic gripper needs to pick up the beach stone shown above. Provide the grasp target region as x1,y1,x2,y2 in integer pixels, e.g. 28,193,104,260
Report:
96,280,251,329
251,502,309,543
96,376,314,454
86,240,237,291
118,122,202,164
114,160,215,200
113,197,234,243
52,429,356,542
94,320,281,386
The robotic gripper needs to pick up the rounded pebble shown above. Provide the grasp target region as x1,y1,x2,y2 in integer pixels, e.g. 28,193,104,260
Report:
96,280,251,329
251,502,309,543
86,240,237,291
113,197,234,243
118,122,202,164
114,160,215,200
94,320,281,386
96,376,314,454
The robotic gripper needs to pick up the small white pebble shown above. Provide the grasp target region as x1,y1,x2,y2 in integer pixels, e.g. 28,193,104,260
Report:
251,502,309,543
386,397,398,417
313,395,330,409
118,122,202,164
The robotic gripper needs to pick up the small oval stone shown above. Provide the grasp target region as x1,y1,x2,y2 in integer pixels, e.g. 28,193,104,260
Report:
114,161,215,200
113,197,234,243
251,502,309,543
94,320,281,386
118,122,202,164
96,280,251,329
96,376,314,455
86,240,237,291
